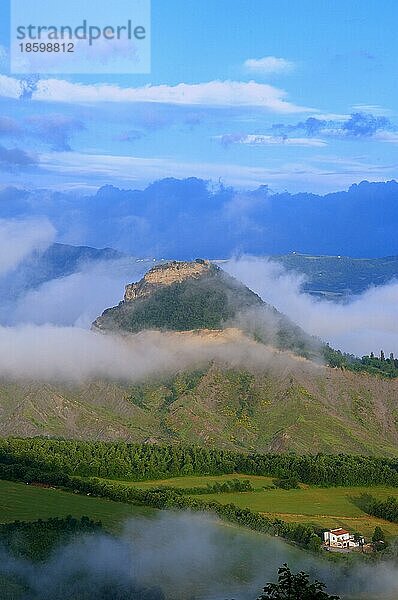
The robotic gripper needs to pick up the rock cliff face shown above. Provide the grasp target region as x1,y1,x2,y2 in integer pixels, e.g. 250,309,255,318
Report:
124,259,214,302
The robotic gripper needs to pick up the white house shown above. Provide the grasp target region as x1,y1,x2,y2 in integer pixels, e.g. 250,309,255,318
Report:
323,528,363,549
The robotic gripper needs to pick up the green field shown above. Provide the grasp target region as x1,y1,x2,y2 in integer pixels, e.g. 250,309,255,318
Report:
2,474,398,541
0,480,152,530
110,474,398,539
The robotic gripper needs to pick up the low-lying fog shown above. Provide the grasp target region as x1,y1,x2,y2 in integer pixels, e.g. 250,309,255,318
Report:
1,512,398,600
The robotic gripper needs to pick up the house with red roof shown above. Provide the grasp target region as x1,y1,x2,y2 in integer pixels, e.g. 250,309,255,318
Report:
323,528,364,549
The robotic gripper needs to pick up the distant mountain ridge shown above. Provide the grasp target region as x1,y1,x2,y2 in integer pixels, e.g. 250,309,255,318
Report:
272,253,398,299
0,242,125,302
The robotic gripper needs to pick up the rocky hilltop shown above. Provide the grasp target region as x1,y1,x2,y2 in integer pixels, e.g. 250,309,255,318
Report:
124,259,214,301
92,258,264,333
92,259,319,360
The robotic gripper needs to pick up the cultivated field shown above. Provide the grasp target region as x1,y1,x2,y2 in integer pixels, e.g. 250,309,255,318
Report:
116,474,398,538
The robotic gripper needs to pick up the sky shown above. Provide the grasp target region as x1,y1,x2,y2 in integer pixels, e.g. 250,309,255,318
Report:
0,0,398,192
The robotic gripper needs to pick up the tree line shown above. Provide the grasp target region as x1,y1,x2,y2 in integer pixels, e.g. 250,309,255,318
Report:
356,493,398,524
156,478,254,495
2,438,398,487
324,345,398,378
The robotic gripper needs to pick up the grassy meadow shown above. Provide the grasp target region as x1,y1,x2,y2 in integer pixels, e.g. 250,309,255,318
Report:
0,480,152,530
112,473,398,539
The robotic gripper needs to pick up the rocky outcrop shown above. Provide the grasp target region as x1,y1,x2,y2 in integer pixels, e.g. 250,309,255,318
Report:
124,259,215,301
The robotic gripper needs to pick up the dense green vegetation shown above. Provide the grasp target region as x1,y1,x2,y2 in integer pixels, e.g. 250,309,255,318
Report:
273,476,300,490
356,493,398,524
0,516,101,561
3,439,398,487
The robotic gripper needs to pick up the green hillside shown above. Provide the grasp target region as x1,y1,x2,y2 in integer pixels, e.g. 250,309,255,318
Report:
1,364,398,455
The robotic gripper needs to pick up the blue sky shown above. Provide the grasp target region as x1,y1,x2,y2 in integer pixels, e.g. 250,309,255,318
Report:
0,0,397,192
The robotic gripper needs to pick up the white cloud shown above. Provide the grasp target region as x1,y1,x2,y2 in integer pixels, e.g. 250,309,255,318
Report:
10,258,145,328
218,134,327,147
0,324,317,382
244,56,294,74
0,75,313,112
224,257,398,356
0,218,55,276
311,113,350,121
0,75,23,99
373,131,398,143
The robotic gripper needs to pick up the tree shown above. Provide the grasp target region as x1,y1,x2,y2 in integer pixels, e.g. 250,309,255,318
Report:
372,526,386,551
258,564,340,599
372,526,385,543
307,535,322,553
352,531,364,551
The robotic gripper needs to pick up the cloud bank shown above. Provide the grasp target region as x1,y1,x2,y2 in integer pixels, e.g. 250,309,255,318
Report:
0,75,314,112
224,257,398,356
0,324,316,383
8,258,145,328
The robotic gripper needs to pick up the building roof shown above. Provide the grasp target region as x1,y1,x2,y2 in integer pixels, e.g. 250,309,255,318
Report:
330,528,349,536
